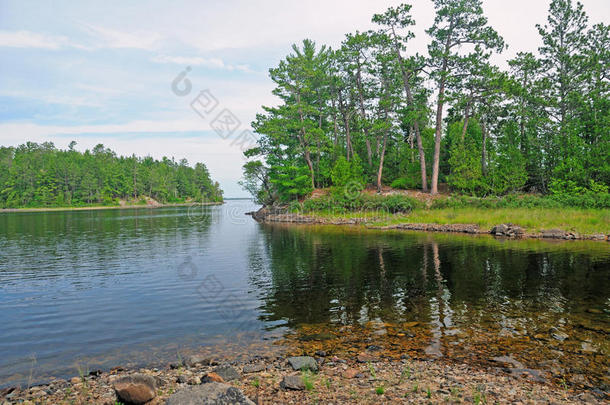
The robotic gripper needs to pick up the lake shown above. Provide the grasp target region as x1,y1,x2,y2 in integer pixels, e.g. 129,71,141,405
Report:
0,201,608,389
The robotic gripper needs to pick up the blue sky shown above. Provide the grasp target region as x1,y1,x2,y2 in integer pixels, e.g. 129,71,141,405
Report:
1,0,608,197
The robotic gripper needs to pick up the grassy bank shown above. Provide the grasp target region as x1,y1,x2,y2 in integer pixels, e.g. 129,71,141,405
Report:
286,191,610,236
374,207,609,235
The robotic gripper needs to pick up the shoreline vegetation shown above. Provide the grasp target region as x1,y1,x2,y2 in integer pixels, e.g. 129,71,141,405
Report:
0,142,224,210
238,0,609,236
247,188,609,241
0,201,223,214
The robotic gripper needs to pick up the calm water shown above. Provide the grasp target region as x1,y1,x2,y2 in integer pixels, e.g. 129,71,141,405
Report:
0,201,608,389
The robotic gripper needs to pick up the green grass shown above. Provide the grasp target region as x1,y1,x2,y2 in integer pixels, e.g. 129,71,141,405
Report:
302,372,315,391
380,207,609,234
309,207,609,235
375,386,385,395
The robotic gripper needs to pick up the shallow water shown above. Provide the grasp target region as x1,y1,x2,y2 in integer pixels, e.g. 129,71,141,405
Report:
0,201,608,389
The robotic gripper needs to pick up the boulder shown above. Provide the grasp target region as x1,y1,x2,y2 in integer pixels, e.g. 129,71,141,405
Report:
541,229,565,239
287,356,318,372
242,363,266,373
184,355,210,368
166,383,254,405
202,372,224,383
113,374,156,405
491,224,509,235
491,224,525,238
280,375,305,390
212,366,240,381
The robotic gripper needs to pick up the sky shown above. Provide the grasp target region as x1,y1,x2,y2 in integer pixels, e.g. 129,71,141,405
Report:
1,0,609,197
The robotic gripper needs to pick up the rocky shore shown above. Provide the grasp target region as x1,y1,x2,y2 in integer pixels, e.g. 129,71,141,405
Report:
1,351,606,405
246,207,609,241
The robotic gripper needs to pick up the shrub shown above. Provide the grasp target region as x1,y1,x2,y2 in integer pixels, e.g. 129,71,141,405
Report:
301,193,422,215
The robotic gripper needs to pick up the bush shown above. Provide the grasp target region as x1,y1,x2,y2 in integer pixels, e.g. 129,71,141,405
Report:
300,193,422,215
390,176,420,190
331,155,365,188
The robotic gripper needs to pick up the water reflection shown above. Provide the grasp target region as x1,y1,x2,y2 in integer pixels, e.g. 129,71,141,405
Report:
254,224,609,388
0,206,608,390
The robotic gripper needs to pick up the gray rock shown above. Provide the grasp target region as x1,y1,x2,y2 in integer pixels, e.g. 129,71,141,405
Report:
212,365,240,381
113,374,156,405
287,356,318,372
491,224,508,235
280,375,305,390
242,363,266,373
185,355,210,367
541,229,565,239
166,383,255,405
491,224,524,237
314,350,327,357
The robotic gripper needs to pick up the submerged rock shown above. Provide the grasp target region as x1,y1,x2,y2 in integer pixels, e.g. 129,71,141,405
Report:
287,356,318,372
490,356,524,369
112,374,156,405
166,382,254,405
551,331,569,341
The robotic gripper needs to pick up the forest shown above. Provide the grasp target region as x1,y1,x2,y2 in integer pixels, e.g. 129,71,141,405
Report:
0,141,223,208
240,0,609,208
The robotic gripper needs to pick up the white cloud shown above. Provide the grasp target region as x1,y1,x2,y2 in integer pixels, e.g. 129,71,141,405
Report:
0,119,215,138
82,24,163,50
0,30,69,49
151,54,252,72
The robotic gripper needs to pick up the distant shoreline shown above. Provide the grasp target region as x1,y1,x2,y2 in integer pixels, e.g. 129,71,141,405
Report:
0,201,223,214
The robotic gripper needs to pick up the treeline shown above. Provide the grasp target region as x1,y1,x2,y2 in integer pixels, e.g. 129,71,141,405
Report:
0,142,223,208
241,0,609,206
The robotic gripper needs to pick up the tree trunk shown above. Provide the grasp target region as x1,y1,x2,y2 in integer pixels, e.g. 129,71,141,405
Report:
377,133,388,193
331,96,338,148
481,119,487,177
338,90,352,161
461,100,471,142
304,149,315,189
391,27,427,192
356,62,372,166
296,92,315,189
431,26,452,195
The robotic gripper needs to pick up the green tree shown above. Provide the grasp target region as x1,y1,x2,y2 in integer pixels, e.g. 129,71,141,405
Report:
427,0,504,194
